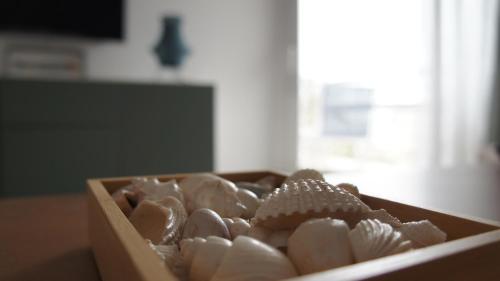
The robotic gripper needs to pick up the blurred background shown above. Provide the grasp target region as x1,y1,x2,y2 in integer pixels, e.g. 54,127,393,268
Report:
0,0,499,196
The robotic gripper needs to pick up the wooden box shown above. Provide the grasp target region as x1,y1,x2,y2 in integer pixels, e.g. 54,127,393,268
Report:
87,171,500,281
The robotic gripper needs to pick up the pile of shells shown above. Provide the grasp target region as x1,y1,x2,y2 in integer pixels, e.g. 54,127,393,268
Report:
112,169,447,281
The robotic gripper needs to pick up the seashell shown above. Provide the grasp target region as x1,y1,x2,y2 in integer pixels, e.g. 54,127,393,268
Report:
236,188,260,218
288,218,353,274
362,209,402,227
252,179,371,230
129,200,170,244
336,183,360,198
147,240,188,281
223,218,251,239
349,219,413,262
255,175,280,190
191,179,246,218
235,182,272,198
396,220,447,248
180,236,233,281
133,177,185,206
247,226,291,251
182,208,230,240
178,173,223,211
211,236,298,281
155,196,188,244
284,168,325,184
111,188,134,217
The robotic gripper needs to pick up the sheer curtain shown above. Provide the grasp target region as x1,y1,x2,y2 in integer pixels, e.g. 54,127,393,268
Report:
431,0,499,167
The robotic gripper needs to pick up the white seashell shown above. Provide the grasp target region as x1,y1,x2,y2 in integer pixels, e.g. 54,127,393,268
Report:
180,236,233,281
155,196,188,244
223,218,251,239
255,175,280,190
288,218,353,274
133,177,185,205
252,179,371,230
284,168,325,184
211,236,298,281
362,209,402,227
396,220,447,248
236,188,260,218
147,240,188,281
191,179,246,218
178,173,222,211
236,182,272,198
247,225,291,251
349,219,413,262
182,208,230,239
336,183,360,198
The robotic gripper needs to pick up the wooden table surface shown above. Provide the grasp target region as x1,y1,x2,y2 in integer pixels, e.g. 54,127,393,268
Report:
1,165,499,281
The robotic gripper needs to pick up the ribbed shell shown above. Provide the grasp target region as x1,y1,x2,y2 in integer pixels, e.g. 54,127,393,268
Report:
349,219,412,262
396,220,447,248
252,179,370,229
284,169,325,184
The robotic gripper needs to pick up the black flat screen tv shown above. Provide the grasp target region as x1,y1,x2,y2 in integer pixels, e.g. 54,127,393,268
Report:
0,0,124,40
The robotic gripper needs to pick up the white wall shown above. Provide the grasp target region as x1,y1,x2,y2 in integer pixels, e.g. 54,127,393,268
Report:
0,0,298,172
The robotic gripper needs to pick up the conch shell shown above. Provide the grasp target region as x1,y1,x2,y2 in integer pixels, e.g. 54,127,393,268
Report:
288,218,353,274
182,208,230,240
147,240,188,281
396,220,447,248
284,168,325,184
223,218,251,239
252,179,370,229
180,236,233,281
191,179,246,218
211,236,298,281
129,197,187,245
179,173,222,212
132,177,185,205
349,219,412,262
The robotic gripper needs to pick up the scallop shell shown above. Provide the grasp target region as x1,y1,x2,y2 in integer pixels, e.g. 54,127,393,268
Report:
284,168,325,184
336,183,360,198
211,236,298,281
252,179,371,229
288,218,353,274
133,177,185,205
396,220,447,248
223,218,251,239
191,179,246,218
236,188,260,218
129,197,187,245
180,236,233,281
182,208,230,240
349,219,413,262
147,240,188,281
247,226,291,251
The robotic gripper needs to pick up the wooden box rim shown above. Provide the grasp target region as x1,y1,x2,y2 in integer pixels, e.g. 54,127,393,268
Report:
87,170,500,281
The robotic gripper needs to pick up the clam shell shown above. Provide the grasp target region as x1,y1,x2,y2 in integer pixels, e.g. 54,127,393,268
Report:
180,236,233,281
236,188,260,218
284,168,325,184
223,218,251,239
182,208,230,240
252,179,370,229
349,219,412,262
288,218,353,274
336,183,360,198
147,240,188,281
247,226,291,251
211,236,298,281
191,179,246,218
396,220,446,248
